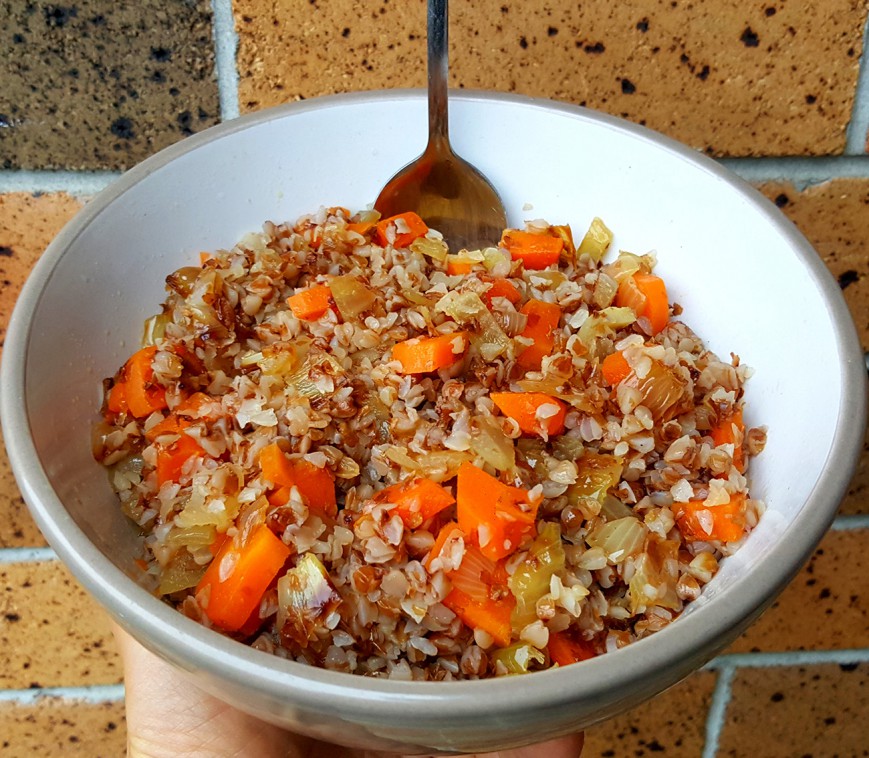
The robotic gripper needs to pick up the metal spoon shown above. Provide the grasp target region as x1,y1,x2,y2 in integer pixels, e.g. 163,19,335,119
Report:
374,0,507,251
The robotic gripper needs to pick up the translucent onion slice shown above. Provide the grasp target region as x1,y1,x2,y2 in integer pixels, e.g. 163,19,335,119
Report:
585,517,647,563
329,275,377,320
472,415,516,472
569,452,624,504
628,537,681,613
450,544,500,603
158,551,207,595
410,235,449,262
509,522,565,631
576,217,613,262
491,642,546,675
142,312,171,346
621,360,689,422
277,553,341,646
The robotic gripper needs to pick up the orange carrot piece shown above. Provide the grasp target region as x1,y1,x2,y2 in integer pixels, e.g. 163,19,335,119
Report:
209,532,229,557
155,433,205,486
346,221,375,236
446,255,474,275
441,542,515,646
177,392,218,419
424,521,464,572
676,494,746,543
392,332,469,374
124,347,168,418
490,392,567,437
287,285,334,321
259,443,297,487
710,409,745,472
267,485,292,508
456,462,537,561
374,477,456,529
291,460,338,517
548,630,597,666
374,211,429,248
484,278,522,307
501,229,563,270
197,524,291,632
199,251,212,266
442,585,514,647
517,299,561,370
616,272,669,335
259,443,337,517
107,381,129,414
145,413,191,444
601,351,632,386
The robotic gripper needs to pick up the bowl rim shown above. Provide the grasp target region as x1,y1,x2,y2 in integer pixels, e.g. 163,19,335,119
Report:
2,88,866,723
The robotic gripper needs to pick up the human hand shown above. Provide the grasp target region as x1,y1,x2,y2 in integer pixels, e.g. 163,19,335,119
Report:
113,625,584,758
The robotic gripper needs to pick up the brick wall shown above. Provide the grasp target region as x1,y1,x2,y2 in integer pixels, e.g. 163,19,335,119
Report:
0,1,866,755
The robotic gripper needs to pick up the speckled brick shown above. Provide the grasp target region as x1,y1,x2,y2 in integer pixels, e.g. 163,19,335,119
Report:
0,0,219,170
728,530,867,654
717,663,868,757
0,193,83,547
757,180,869,353
840,424,869,517
0,699,125,758
584,670,716,756
234,0,865,157
0,560,121,689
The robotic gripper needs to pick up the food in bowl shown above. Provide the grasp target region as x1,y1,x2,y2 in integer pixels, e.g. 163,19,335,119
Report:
93,205,766,679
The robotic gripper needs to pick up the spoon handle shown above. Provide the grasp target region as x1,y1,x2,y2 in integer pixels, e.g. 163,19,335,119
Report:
427,0,449,147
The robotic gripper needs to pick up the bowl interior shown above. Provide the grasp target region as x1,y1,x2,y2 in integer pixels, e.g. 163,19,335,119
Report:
4,93,861,745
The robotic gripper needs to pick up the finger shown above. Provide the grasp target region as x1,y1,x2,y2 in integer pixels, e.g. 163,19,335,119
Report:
112,624,308,758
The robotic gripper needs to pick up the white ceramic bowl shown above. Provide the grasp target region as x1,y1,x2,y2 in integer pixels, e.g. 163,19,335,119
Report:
2,91,865,754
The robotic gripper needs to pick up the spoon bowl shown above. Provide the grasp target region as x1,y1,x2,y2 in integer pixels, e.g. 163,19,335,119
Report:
375,0,506,249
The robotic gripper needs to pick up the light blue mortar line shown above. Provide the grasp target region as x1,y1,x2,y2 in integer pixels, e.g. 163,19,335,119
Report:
0,684,124,705
0,546,57,564
700,648,869,756
3,158,869,199
0,170,118,197
719,155,869,188
706,648,869,670
210,0,241,121
830,514,869,531
844,12,869,155
701,665,734,758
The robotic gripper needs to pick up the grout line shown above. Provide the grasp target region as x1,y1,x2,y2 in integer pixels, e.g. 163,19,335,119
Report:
0,546,57,564
830,513,869,531
701,665,734,758
210,0,241,121
718,155,869,187
705,648,869,670
0,684,124,705
0,170,119,197
844,11,869,155
3,157,869,198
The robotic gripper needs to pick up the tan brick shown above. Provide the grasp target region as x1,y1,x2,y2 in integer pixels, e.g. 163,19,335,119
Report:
757,180,869,354
235,0,865,156
839,423,868,517
0,699,125,758
0,193,83,547
728,530,867,653
584,670,716,756
717,663,868,757
0,561,121,689
0,0,219,170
